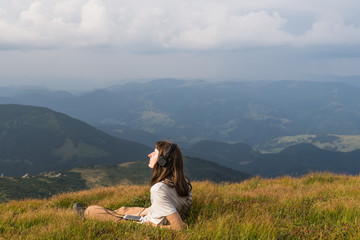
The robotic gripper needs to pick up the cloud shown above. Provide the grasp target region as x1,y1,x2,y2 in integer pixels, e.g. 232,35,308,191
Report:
296,20,360,46
168,11,295,49
0,0,360,51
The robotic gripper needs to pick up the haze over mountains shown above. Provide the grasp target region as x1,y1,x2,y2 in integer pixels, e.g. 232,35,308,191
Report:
0,104,249,181
1,78,360,148
1,78,360,180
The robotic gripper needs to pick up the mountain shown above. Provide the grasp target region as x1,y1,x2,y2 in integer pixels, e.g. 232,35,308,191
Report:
255,134,360,153
241,144,360,177
96,125,161,147
183,156,251,182
312,75,360,89
0,104,152,177
2,79,360,146
183,140,260,169
185,140,360,177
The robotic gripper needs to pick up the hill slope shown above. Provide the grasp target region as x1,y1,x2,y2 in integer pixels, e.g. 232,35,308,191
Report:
0,156,250,202
1,173,359,239
0,104,151,176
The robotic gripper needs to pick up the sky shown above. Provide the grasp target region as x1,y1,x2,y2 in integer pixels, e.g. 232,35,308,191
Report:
0,0,360,90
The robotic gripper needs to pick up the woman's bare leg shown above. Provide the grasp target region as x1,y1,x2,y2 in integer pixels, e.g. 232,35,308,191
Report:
84,205,147,222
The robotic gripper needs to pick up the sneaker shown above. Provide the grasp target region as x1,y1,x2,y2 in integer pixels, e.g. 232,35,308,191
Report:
73,203,86,217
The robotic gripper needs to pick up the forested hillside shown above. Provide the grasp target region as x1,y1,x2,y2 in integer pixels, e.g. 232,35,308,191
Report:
0,104,151,176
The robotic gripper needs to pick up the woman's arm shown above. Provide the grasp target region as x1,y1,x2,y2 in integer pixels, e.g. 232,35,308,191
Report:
145,212,185,230
161,212,185,230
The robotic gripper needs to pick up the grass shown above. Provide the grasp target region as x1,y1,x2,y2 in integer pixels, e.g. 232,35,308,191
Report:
1,172,360,239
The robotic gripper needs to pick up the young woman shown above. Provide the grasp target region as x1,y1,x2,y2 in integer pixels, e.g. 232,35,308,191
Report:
73,141,192,230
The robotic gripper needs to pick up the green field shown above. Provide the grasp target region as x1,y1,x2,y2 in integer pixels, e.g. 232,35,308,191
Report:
1,172,360,239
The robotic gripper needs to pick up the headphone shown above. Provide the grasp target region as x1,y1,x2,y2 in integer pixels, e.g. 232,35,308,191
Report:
158,143,177,167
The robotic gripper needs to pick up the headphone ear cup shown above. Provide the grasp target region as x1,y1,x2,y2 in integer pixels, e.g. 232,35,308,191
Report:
158,156,167,167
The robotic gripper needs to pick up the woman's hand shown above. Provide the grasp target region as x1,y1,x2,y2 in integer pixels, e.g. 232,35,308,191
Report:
140,207,150,216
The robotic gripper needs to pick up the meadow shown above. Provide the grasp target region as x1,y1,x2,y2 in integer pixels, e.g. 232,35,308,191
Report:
1,172,360,239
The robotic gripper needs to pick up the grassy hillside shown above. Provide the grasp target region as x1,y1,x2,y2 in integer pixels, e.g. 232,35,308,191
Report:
0,172,359,239
0,157,250,202
0,104,151,176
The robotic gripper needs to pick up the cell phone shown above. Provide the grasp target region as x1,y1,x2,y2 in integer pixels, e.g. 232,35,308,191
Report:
123,215,143,221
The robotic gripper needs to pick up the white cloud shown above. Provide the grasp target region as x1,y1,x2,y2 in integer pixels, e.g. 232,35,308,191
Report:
0,0,359,50
297,20,360,46
168,11,295,49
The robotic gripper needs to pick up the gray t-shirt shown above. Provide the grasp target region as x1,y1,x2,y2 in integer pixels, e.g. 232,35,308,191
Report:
141,182,192,225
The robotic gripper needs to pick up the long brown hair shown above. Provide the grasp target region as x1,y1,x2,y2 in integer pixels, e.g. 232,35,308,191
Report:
150,141,192,197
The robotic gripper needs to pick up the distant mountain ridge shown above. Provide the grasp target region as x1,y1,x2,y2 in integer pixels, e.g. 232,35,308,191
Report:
185,140,360,177
0,104,151,176
96,125,161,147
246,144,360,177
2,79,360,146
1,104,359,180
183,140,260,169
